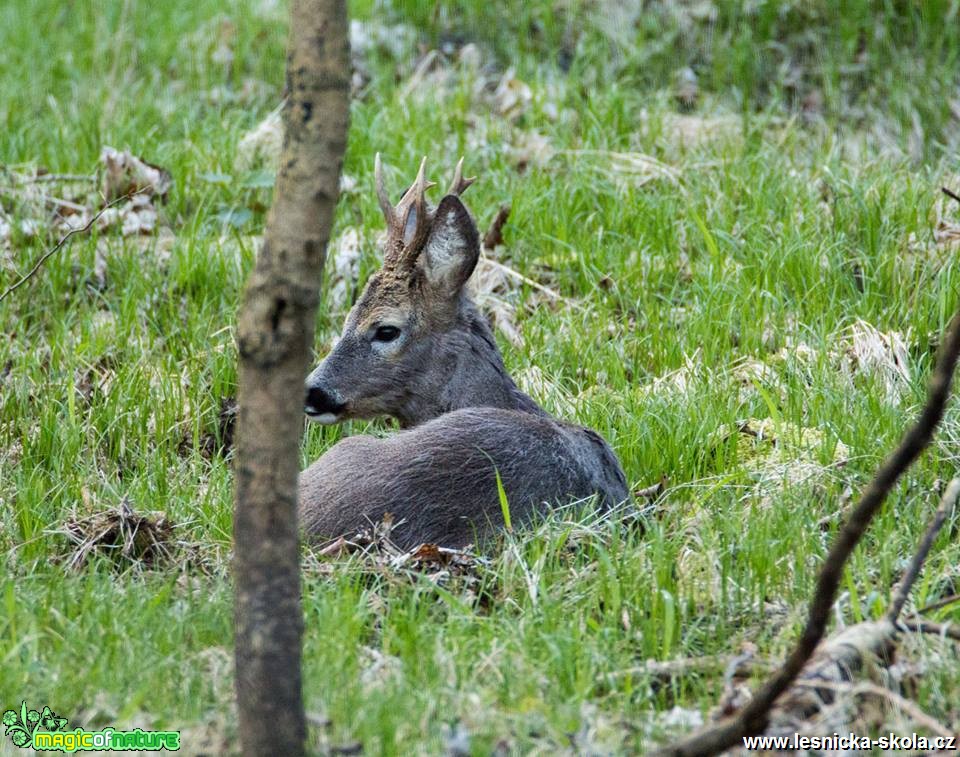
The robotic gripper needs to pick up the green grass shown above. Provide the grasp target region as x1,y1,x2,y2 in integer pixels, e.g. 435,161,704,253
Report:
3,0,960,753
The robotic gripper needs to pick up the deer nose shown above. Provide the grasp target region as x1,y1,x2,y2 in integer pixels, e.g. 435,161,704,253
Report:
304,385,346,421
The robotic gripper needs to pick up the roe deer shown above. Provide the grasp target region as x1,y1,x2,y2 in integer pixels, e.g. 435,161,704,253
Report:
299,156,629,549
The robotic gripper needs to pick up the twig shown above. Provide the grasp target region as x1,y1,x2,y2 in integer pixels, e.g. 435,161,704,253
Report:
0,191,138,304
0,186,89,212
915,592,960,616
602,654,766,682
482,203,511,250
15,173,96,184
901,620,960,642
792,680,955,739
654,305,960,757
481,257,569,304
887,478,960,622
634,477,667,500
942,186,960,206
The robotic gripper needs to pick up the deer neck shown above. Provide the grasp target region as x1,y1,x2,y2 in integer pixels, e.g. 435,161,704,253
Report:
394,301,548,428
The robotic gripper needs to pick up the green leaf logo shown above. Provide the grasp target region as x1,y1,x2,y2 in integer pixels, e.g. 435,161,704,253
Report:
3,701,69,750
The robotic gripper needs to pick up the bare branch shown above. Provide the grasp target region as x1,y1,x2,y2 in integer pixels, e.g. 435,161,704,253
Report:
653,305,960,757
0,186,89,212
942,186,960,206
793,680,955,739
602,654,767,684
902,620,960,642
914,592,960,615
482,203,511,250
0,189,142,304
887,477,960,622
14,173,96,184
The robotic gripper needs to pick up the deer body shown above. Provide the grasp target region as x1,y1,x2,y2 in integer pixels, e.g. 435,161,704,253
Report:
299,157,629,549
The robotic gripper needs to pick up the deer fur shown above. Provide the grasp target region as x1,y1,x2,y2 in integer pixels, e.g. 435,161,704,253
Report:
299,156,630,549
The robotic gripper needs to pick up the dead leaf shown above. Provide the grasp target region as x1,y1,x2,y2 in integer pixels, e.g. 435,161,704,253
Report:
180,396,237,460
934,219,960,248
100,147,172,201
515,365,577,417
712,417,849,496
638,350,701,397
349,19,416,62
837,319,911,401
399,50,452,101
304,513,486,591
657,706,704,731
661,113,741,148
507,130,555,171
469,253,523,347
492,69,533,121
634,476,668,500
482,204,511,250
235,108,283,171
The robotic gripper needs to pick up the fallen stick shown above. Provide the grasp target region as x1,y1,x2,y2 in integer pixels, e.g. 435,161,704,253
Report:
602,654,766,684
0,190,141,304
767,478,960,727
901,620,960,642
914,592,960,615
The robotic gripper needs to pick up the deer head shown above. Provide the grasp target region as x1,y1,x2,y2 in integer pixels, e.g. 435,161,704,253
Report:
304,155,501,428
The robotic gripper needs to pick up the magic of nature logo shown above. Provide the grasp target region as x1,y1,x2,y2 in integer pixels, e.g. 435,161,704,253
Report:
3,702,180,752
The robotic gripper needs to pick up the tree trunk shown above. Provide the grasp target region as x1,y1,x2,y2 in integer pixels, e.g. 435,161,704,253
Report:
233,1,349,754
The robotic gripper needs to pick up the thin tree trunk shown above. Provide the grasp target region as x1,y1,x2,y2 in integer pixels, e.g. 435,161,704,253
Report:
233,1,349,754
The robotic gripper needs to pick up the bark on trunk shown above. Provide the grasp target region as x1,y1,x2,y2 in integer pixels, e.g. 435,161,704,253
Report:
233,1,349,754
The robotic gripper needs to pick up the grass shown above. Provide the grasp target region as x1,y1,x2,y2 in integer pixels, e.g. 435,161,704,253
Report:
2,0,960,753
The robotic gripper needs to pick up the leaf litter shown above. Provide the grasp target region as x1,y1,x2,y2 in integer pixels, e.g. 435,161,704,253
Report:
303,513,487,592
1,148,174,272
52,494,216,575
838,319,911,401
714,418,850,491
54,496,177,571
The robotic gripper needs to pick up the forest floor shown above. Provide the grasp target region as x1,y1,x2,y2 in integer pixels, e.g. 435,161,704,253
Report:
2,1,960,753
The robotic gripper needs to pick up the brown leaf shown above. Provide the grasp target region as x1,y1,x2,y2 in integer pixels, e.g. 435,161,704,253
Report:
100,147,172,201
482,204,511,251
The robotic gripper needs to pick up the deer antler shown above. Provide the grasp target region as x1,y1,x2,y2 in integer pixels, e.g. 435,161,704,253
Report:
377,155,438,267
447,157,476,197
397,156,435,249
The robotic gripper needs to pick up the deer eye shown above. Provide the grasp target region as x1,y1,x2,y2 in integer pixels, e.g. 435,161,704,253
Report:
372,325,401,343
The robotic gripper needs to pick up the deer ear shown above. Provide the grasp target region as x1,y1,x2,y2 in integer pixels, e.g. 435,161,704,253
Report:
420,195,480,294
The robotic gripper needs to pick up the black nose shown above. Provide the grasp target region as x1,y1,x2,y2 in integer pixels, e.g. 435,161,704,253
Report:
304,385,346,416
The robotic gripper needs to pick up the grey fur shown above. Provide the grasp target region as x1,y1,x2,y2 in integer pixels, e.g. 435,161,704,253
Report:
300,164,629,549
